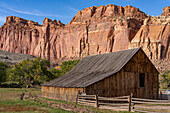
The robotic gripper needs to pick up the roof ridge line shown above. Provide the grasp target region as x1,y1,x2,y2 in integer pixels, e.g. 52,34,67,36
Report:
85,47,141,58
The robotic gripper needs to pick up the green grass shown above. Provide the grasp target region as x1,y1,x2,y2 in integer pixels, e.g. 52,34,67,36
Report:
40,97,131,113
0,88,72,113
0,88,132,113
1,88,168,113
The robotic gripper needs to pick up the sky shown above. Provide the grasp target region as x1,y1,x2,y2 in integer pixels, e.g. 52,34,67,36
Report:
0,0,169,26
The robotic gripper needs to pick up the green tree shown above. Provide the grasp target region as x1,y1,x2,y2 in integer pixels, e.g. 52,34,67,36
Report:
7,57,54,88
49,68,64,78
159,70,170,88
49,60,80,78
0,62,9,84
60,60,80,73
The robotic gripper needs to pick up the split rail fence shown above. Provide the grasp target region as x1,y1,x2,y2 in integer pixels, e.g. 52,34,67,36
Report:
76,93,170,112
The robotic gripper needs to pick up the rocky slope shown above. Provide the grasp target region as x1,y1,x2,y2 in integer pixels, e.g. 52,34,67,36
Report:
0,5,169,71
0,50,35,65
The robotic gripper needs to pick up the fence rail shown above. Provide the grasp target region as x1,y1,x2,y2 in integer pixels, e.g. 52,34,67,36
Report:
132,100,170,105
132,97,170,112
76,93,170,112
132,98,170,102
98,97,128,101
76,93,132,111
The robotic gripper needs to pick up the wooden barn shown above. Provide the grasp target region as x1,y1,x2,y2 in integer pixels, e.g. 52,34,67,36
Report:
42,48,159,102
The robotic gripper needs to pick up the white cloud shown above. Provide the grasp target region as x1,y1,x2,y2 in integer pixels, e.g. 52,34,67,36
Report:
6,7,71,18
0,9,9,13
0,3,71,19
67,7,79,12
0,16,6,23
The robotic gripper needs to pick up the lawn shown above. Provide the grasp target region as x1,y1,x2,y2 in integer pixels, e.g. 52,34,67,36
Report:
0,88,72,113
0,88,130,113
1,88,169,113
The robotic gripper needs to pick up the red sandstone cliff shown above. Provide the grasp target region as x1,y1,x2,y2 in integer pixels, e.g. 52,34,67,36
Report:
0,5,169,65
162,6,170,16
129,15,170,60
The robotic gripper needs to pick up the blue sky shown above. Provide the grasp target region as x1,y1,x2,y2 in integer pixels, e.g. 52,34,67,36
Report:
0,0,169,26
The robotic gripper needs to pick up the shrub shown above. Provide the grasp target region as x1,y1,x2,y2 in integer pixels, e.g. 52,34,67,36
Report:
60,60,80,73
0,62,9,84
159,70,170,88
49,60,80,79
7,57,54,88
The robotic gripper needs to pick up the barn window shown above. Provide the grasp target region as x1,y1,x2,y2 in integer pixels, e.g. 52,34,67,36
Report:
139,73,145,87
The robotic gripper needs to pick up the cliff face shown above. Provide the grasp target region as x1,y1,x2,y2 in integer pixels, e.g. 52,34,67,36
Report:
0,16,64,61
0,5,169,64
129,15,170,60
162,6,170,16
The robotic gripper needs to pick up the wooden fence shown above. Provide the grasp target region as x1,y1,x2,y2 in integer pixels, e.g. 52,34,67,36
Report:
76,93,170,112
132,97,170,112
76,93,133,111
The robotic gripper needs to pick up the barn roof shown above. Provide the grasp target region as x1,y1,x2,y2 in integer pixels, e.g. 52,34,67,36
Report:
43,48,141,88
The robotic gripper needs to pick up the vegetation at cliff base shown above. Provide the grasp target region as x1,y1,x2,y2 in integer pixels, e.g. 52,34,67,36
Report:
159,70,170,88
6,57,55,88
60,60,80,73
0,62,9,84
0,58,80,88
49,60,80,78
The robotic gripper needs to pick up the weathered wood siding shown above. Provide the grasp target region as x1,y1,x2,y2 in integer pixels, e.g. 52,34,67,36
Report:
85,49,159,99
42,86,83,102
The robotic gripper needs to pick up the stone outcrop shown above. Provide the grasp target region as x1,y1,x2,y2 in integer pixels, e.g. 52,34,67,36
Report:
0,5,169,65
0,16,64,61
162,6,170,16
0,50,35,66
128,15,170,60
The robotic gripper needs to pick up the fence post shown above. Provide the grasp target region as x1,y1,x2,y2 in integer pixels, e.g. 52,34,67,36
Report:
76,90,80,104
20,92,25,100
131,93,134,112
95,94,99,108
129,93,133,112
160,91,162,100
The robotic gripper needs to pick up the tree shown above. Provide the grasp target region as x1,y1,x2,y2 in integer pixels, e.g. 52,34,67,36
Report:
7,57,54,88
49,60,80,78
159,70,170,88
60,60,80,73
49,68,64,78
0,62,9,84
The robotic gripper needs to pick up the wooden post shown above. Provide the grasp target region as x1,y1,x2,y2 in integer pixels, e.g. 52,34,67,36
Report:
95,94,99,108
129,93,133,112
20,92,25,100
160,91,162,100
131,93,134,112
76,90,80,104
28,92,32,98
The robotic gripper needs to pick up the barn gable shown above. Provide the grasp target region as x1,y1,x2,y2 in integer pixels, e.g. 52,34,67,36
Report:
85,49,159,98
43,48,157,88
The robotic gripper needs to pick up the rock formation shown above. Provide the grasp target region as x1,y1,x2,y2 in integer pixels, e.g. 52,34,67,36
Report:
0,16,64,61
128,15,170,60
162,6,170,16
0,50,35,66
0,5,169,68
